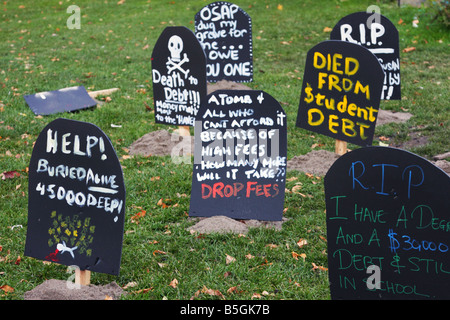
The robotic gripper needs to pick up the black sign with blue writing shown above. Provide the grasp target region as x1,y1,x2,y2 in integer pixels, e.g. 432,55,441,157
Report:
330,11,401,100
25,118,126,276
325,146,450,299
195,1,253,83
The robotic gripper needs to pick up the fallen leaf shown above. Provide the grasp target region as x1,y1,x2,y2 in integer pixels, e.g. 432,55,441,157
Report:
297,238,308,248
123,281,138,289
153,250,167,256
15,256,21,265
227,286,242,294
134,287,153,294
312,262,328,272
323,27,332,32
0,285,14,293
226,254,236,264
265,243,278,249
245,253,255,259
292,252,306,261
291,185,306,197
191,286,225,300
157,198,172,208
130,209,146,224
1,171,20,180
169,278,178,288
277,4,283,10
144,102,153,111
251,293,262,299
403,47,416,53
104,295,113,300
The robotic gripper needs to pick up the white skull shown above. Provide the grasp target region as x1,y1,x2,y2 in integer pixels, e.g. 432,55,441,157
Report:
168,35,183,62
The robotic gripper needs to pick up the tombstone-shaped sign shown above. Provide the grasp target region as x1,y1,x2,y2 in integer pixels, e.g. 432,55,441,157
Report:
151,26,207,126
296,40,384,147
330,12,400,100
24,86,97,115
325,146,450,299
195,1,253,83
25,118,126,276
189,90,287,221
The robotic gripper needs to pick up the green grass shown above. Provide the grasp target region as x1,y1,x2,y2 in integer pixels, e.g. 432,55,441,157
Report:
0,0,448,300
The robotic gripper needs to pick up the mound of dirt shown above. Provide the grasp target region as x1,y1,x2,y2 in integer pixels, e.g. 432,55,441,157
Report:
377,109,413,126
187,216,288,234
188,216,249,234
207,79,252,94
129,129,193,157
287,150,339,176
24,279,124,300
434,160,450,175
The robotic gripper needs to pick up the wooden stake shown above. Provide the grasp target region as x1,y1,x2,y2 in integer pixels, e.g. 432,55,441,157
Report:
178,125,190,137
75,269,91,286
88,88,120,98
335,139,347,156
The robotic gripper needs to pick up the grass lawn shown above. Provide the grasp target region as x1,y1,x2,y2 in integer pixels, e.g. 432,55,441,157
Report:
0,0,448,300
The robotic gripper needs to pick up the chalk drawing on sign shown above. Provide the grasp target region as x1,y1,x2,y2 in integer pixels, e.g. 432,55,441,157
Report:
166,35,190,78
57,241,78,258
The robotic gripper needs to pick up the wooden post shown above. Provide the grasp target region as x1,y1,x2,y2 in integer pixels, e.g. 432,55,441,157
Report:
75,269,91,286
335,139,347,156
88,88,120,99
178,125,190,137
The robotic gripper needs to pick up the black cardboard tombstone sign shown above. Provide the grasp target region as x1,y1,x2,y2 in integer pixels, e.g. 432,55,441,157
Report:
24,118,126,276
195,1,253,83
189,90,287,221
24,86,97,116
296,40,384,147
151,26,207,126
330,12,400,100
324,146,450,299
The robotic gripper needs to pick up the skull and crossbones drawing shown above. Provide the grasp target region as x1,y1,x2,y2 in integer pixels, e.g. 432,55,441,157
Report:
166,35,190,78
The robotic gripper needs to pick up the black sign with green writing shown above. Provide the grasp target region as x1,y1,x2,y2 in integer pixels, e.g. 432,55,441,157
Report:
325,146,450,299
296,40,384,147
25,118,126,276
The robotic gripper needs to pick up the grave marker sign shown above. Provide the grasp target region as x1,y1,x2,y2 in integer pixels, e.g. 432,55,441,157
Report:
24,86,97,116
330,11,401,100
195,1,253,83
152,26,207,126
325,146,450,299
189,90,286,221
25,118,126,276
296,40,384,147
